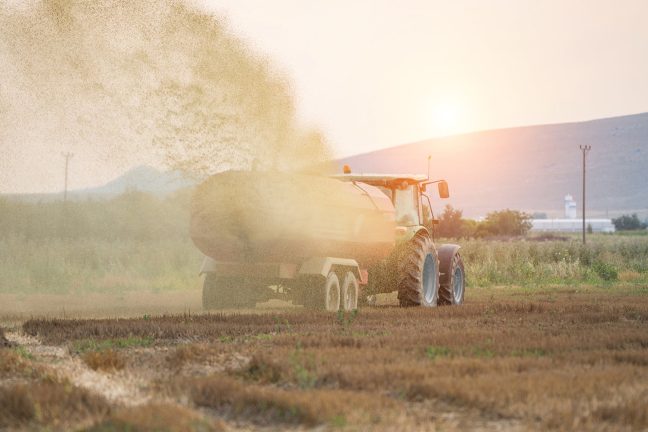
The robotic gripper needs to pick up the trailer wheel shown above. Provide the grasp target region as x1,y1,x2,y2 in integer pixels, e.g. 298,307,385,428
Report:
397,234,439,307
438,253,465,305
202,274,257,310
303,271,340,312
341,271,359,311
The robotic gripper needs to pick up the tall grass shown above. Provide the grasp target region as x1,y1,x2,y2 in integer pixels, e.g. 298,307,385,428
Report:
0,236,201,294
1,192,647,294
0,191,202,294
458,235,648,287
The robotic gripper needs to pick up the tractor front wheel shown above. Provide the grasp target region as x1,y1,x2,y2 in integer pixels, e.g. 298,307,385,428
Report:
397,234,440,307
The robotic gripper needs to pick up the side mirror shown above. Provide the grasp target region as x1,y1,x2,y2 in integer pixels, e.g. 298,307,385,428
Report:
438,181,450,199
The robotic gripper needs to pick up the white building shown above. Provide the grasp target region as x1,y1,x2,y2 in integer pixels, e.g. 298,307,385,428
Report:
564,194,577,219
531,219,615,233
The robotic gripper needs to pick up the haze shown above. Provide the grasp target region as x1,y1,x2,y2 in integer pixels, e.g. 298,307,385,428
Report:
2,0,648,193
206,0,648,152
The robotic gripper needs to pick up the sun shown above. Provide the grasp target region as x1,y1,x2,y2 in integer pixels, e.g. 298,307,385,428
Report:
430,101,462,137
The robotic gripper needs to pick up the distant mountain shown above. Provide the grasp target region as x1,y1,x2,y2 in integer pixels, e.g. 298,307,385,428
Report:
72,165,195,197
338,113,648,218
6,166,196,202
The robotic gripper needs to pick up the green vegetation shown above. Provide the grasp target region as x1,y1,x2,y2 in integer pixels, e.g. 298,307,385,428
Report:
437,205,532,238
1,193,648,295
0,191,201,294
612,213,648,231
458,235,648,287
71,336,154,354
425,346,451,360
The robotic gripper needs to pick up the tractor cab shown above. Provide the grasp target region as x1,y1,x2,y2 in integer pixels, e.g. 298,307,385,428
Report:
331,171,450,229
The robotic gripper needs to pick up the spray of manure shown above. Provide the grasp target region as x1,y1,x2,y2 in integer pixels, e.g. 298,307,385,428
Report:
0,0,390,314
0,0,331,185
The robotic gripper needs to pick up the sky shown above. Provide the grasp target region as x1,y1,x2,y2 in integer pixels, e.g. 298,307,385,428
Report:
202,0,648,155
2,0,648,193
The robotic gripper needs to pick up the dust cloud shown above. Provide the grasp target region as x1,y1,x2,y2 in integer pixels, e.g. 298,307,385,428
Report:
0,0,392,316
191,170,396,266
0,0,331,188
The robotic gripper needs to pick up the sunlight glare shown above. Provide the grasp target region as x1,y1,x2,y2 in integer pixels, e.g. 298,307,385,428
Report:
430,101,462,137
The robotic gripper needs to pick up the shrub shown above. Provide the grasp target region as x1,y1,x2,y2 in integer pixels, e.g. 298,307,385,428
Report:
612,214,647,231
592,261,618,281
480,209,533,237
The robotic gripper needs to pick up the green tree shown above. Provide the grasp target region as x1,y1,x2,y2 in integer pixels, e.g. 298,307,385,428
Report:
612,214,647,231
481,209,532,237
437,205,465,238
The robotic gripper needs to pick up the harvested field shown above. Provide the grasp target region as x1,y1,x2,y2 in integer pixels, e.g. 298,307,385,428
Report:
2,285,647,431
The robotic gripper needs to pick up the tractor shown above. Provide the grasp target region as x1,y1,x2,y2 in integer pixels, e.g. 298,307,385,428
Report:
191,168,465,310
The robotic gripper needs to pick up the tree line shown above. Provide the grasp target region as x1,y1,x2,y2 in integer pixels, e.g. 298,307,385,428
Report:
433,206,533,239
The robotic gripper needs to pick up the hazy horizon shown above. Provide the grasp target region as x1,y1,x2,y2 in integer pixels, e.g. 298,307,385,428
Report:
2,109,647,195
2,0,648,193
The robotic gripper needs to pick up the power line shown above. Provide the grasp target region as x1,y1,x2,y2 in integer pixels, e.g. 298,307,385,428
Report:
61,152,74,202
579,145,591,244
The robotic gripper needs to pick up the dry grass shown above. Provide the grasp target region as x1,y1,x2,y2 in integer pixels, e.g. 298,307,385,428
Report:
190,374,388,426
0,326,11,347
87,403,223,432
0,348,50,381
82,349,126,371
619,270,641,282
8,287,648,430
1,333,109,428
0,379,110,429
23,311,326,344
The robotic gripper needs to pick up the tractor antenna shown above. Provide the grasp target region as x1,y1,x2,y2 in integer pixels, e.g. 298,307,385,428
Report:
427,155,431,180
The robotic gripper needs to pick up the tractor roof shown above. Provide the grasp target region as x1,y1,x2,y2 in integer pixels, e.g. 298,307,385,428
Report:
330,173,428,187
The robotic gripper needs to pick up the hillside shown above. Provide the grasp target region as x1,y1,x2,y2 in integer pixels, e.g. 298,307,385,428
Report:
72,165,195,197
338,113,648,218
6,166,196,202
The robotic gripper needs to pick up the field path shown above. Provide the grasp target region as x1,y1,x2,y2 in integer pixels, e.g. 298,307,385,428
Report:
5,329,151,406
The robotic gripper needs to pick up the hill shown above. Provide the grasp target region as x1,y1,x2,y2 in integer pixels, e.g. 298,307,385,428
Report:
6,166,195,202
338,112,648,218
72,165,195,197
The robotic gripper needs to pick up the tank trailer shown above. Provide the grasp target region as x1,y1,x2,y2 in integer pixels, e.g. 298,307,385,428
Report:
190,168,465,311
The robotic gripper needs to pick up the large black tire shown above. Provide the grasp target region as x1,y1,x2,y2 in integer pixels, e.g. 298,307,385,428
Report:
397,234,440,307
302,271,341,312
438,252,465,305
202,274,258,310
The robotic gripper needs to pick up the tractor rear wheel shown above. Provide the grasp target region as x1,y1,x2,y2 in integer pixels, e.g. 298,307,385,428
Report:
202,274,258,309
397,234,440,307
438,253,465,305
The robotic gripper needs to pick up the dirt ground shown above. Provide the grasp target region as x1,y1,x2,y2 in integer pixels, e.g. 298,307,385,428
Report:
1,286,647,431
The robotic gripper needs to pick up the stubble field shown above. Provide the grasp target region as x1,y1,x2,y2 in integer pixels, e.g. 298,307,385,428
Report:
2,284,647,431
2,197,648,430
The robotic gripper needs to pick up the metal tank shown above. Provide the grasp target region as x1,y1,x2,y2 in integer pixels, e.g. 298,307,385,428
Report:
190,170,396,270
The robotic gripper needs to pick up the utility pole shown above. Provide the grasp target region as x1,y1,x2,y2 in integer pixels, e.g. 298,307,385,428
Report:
62,152,74,202
579,145,591,244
